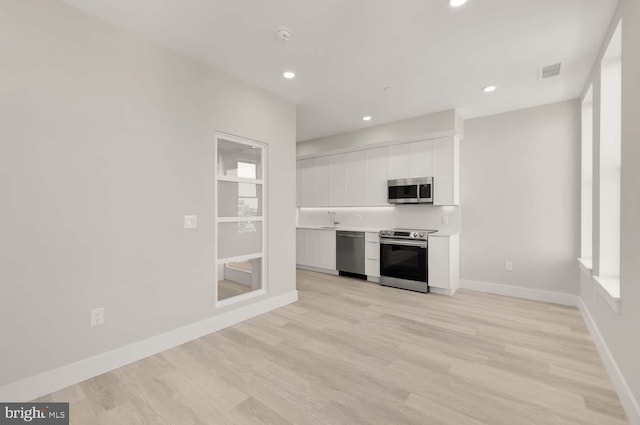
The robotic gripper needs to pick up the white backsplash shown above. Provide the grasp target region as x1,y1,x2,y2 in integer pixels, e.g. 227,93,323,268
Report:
297,205,460,233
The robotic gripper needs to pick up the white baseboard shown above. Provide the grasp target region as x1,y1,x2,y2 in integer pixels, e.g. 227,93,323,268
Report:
296,264,339,275
0,290,298,402
430,287,457,296
459,279,578,306
578,299,640,425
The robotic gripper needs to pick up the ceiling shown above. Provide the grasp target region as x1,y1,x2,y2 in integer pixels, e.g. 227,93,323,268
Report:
59,0,618,142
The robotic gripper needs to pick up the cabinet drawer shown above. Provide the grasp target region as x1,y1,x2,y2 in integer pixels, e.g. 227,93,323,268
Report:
365,232,380,242
365,241,380,260
366,259,380,277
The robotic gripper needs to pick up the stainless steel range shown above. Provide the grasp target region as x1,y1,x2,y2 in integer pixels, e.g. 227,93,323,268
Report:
379,228,437,293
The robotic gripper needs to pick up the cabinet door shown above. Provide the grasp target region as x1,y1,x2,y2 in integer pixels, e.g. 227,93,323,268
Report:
409,140,435,178
298,158,315,207
387,144,411,180
365,147,389,206
434,137,460,205
344,150,366,206
320,230,336,270
314,156,330,207
428,234,459,292
329,154,346,206
428,236,449,289
296,229,306,265
365,259,380,278
305,229,321,268
296,161,303,207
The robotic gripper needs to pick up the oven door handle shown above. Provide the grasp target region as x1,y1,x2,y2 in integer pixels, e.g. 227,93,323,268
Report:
380,239,428,248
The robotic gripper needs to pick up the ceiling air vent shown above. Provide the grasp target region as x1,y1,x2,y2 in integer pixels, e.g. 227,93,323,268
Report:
539,62,562,80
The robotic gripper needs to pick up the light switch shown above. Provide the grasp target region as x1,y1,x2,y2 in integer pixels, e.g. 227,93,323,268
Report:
442,216,449,225
90,307,104,327
184,215,197,229
504,261,513,271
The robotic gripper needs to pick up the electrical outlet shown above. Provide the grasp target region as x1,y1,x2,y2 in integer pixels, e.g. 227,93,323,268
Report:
504,261,513,271
184,215,197,229
442,216,450,225
90,307,104,327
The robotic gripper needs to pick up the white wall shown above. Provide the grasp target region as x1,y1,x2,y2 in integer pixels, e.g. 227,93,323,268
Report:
297,109,460,155
0,0,296,389
579,0,640,420
460,100,580,294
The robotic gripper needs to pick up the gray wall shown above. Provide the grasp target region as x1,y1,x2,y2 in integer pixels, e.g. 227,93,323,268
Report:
297,109,460,155
460,101,581,294
0,0,296,387
579,0,640,412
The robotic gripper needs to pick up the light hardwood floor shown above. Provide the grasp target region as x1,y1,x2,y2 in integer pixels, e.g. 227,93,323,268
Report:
38,270,628,424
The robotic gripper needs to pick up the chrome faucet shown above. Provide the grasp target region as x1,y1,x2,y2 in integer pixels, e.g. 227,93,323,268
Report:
328,211,340,227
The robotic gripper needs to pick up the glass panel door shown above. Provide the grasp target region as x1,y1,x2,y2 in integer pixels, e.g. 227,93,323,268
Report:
215,133,266,304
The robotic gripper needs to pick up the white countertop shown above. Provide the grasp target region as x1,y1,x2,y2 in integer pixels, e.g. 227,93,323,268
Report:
428,231,459,237
296,225,459,236
296,225,383,233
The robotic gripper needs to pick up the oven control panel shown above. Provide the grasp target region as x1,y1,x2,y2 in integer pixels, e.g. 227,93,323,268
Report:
379,229,436,241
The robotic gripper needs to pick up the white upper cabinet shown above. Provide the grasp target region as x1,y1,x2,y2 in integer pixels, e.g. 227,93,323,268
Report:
434,136,460,205
344,150,366,206
387,144,411,180
388,141,435,179
296,135,460,207
329,153,346,206
296,156,330,207
296,160,303,207
313,156,330,207
297,158,315,207
365,147,389,206
409,140,435,178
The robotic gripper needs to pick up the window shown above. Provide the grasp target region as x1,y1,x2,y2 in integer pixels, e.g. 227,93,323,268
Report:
580,85,593,268
596,20,621,300
215,134,267,304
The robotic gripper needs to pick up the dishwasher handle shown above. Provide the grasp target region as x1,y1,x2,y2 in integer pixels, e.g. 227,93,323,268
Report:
336,232,365,238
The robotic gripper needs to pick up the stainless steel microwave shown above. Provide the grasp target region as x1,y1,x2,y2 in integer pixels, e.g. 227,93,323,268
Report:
387,177,433,204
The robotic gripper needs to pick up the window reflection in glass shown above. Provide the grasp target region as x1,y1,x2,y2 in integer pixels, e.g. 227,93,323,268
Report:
217,182,262,218
217,139,262,179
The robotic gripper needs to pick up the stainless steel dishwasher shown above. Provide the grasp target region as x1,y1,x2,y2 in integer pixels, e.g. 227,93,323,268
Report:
336,231,365,278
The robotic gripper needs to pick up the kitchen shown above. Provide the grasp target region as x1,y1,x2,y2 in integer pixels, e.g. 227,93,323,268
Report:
296,128,461,295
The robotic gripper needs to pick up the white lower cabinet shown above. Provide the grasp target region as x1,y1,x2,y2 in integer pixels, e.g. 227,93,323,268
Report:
296,228,307,265
297,229,460,296
428,234,459,294
365,232,380,279
319,230,336,270
296,229,336,271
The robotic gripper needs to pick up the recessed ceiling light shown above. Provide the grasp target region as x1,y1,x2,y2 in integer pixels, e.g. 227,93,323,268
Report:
362,116,372,121
483,85,497,93
449,0,468,7
283,71,295,79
